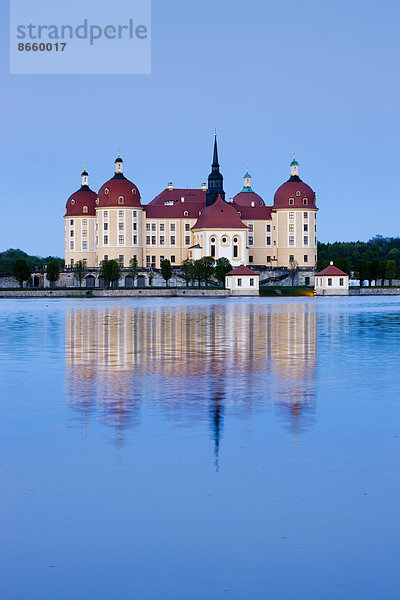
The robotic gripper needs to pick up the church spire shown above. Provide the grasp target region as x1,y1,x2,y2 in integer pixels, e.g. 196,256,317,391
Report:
206,134,225,206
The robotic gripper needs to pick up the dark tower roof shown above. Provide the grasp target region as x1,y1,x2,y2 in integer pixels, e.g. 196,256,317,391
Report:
206,135,225,206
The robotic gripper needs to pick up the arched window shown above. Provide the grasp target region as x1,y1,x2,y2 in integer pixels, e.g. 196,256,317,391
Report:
83,206,88,213
105,188,109,195
71,199,75,205
184,210,188,216
118,196,124,204
233,237,238,258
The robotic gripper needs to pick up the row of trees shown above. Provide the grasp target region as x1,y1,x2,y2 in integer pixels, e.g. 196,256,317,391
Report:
1,249,63,274
13,258,61,287
317,236,400,271
327,257,398,286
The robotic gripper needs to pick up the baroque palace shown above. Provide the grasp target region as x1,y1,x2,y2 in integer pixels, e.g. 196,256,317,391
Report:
64,137,318,283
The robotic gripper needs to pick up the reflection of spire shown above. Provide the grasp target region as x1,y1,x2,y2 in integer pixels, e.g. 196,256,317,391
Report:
209,383,225,472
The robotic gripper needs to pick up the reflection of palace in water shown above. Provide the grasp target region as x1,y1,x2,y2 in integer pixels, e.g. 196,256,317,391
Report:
66,302,317,450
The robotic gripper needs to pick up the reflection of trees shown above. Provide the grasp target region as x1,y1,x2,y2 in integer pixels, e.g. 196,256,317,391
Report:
65,301,317,446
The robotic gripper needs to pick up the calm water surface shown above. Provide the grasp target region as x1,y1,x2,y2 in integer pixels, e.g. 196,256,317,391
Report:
0,297,399,599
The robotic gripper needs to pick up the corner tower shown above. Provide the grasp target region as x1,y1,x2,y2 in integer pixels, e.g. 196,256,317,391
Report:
206,135,225,206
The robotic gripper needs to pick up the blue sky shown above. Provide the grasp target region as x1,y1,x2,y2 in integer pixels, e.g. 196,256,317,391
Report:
1,0,400,256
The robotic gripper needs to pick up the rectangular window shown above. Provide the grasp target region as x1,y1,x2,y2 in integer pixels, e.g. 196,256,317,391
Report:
151,256,156,266
267,256,271,263
266,236,271,245
185,223,190,231
248,224,253,232
305,276,310,285
171,255,176,263
304,255,308,263
304,212,308,219
170,223,175,231
83,259,87,267
185,236,190,245
133,222,137,231
70,259,74,267
133,211,137,217
119,222,124,230
119,210,124,218
304,236,308,245
160,223,165,231
289,224,294,232
289,212,294,219
237,278,242,287
160,256,164,264
82,230,87,237
104,211,108,217
119,255,124,265
82,219,87,225
146,256,150,266
82,241,87,250
289,236,295,246
289,255,294,262
340,278,344,286
304,224,308,232
70,219,74,225
160,236,165,245
133,235,137,245
266,224,271,232
104,255,108,261
152,236,156,245
146,223,150,231
119,235,124,244
146,236,150,245
249,255,253,263
104,223,108,230
152,223,156,232
248,236,253,245
250,278,254,286
70,230,74,237
104,235,108,244
170,236,175,245
70,241,74,250
328,278,332,286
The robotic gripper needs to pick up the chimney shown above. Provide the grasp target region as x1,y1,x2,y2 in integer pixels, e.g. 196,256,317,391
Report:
168,182,173,191
201,182,207,192
181,197,185,203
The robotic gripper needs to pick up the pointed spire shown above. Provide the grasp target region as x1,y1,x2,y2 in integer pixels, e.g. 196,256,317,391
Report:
206,134,225,206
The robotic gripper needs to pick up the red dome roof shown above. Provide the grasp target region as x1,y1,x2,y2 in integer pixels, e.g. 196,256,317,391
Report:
65,187,97,217
232,191,265,207
192,195,247,230
273,177,316,209
97,175,141,208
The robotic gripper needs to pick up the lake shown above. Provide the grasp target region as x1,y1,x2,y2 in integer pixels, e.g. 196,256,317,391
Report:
0,297,399,599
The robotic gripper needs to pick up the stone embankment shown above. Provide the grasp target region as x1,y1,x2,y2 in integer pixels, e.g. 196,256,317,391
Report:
0,289,232,299
350,287,400,295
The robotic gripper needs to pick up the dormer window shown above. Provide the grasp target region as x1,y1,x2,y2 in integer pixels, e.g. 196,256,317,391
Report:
118,196,124,204
96,198,99,205
296,191,301,197
83,206,88,213
132,188,136,194
105,188,109,195
184,210,188,216
251,201,255,207
71,199,75,205
289,198,294,205
303,198,308,205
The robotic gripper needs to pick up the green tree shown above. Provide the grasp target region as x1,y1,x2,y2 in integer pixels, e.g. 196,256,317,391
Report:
180,259,195,287
385,260,397,286
369,259,380,286
13,258,31,288
73,260,86,287
193,259,203,287
128,256,139,285
378,260,386,286
160,259,172,287
214,257,232,286
334,257,350,275
148,269,155,286
200,256,215,288
354,258,369,287
46,259,61,287
100,259,121,288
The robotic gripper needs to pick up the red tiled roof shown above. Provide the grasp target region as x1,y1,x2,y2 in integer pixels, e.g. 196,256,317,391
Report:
144,188,206,218
231,202,272,220
192,195,247,230
98,176,142,208
315,264,348,277
65,188,97,216
232,191,265,207
148,188,206,205
226,265,260,276
274,180,316,209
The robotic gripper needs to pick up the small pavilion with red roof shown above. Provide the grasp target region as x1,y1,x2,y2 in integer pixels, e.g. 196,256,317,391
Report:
314,262,349,295
225,265,260,295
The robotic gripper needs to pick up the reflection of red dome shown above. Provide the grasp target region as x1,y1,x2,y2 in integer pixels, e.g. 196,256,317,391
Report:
232,191,265,207
65,188,97,217
98,176,141,208
274,177,316,209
